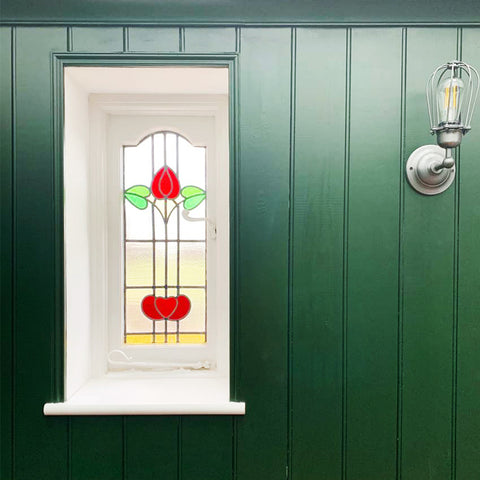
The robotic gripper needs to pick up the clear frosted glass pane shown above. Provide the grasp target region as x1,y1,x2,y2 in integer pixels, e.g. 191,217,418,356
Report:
153,133,165,172
155,243,177,286
125,203,153,240
125,242,153,286
179,242,205,286
178,137,205,190
125,288,154,333
180,202,206,240
178,288,205,333
124,136,152,189
165,133,178,170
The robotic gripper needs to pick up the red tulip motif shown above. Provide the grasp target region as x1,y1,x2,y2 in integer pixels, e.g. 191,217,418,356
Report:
151,166,180,200
141,294,191,321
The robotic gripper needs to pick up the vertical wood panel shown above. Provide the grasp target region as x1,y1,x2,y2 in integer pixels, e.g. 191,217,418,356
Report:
402,27,458,480
125,416,178,480
69,25,125,477
184,28,236,52
14,26,69,480
0,25,13,480
291,27,346,480
235,27,291,480
71,417,123,480
72,27,123,52
346,27,402,480
128,27,180,52
456,27,480,480
182,417,233,480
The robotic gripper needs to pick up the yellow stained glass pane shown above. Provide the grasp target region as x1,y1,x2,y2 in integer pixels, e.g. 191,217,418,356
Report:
179,242,205,286
125,333,206,344
126,242,153,286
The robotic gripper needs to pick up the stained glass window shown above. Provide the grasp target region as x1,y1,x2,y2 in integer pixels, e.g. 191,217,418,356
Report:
123,132,207,344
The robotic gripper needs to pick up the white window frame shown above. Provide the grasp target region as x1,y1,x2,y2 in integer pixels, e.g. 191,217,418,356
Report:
44,67,244,416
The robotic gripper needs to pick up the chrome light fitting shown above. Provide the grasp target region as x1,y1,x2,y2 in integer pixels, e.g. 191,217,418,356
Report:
407,60,479,195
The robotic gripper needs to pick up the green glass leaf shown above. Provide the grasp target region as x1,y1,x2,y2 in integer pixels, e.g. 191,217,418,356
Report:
125,185,150,198
183,193,206,210
125,192,148,210
181,186,205,199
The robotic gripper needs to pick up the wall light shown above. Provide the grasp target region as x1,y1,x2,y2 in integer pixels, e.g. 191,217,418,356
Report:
406,60,479,195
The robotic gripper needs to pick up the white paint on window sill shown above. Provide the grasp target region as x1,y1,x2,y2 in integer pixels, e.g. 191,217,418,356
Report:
43,375,245,416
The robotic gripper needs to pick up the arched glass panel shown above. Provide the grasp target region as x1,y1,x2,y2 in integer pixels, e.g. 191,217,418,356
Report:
123,132,207,344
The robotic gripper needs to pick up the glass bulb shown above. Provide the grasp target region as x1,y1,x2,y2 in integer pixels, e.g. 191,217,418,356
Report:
437,74,464,125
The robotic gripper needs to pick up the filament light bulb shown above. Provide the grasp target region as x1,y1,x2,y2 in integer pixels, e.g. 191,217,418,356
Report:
437,75,464,125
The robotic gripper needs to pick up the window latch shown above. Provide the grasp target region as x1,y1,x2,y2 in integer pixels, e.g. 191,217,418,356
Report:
181,210,217,239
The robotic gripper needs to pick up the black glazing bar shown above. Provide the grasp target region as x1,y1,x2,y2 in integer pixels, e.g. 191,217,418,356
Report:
151,136,156,344
164,133,168,343
176,134,180,343
123,146,127,343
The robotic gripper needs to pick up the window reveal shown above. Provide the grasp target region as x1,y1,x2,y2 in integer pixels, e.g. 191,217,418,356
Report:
123,132,207,344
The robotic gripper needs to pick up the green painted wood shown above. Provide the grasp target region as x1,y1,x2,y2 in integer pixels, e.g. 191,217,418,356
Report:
291,27,346,480
125,416,178,480
0,25,13,480
2,21,480,480
235,27,291,480
401,27,458,480
346,27,402,480
71,417,123,480
184,28,236,52
2,0,480,25
72,27,124,52
181,417,233,480
13,26,69,480
456,27,480,480
128,27,180,52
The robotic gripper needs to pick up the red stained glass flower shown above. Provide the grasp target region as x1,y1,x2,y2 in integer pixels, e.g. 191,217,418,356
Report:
151,166,180,200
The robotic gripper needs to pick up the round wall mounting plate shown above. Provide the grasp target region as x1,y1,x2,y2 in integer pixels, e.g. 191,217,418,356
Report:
406,145,455,195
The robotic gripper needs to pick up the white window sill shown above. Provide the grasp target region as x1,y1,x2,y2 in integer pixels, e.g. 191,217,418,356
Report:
43,374,245,416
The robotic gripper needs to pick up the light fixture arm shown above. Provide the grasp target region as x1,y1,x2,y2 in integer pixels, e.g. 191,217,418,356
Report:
407,60,479,195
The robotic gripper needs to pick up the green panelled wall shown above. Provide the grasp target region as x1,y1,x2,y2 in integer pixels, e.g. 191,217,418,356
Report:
1,24,480,480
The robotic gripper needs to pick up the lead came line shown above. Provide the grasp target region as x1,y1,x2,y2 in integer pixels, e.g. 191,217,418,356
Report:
164,133,168,343
176,134,180,343
151,136,157,343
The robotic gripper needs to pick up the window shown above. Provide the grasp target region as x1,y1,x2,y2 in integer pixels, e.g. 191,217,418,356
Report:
123,131,208,346
44,66,244,415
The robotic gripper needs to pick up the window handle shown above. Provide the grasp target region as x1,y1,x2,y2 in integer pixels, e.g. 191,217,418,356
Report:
181,210,217,239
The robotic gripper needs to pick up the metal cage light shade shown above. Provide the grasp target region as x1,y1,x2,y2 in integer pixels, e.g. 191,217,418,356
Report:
427,61,480,154
406,60,479,195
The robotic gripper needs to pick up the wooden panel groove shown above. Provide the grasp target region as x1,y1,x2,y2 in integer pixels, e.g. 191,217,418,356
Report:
456,26,480,480
14,26,69,480
184,28,236,52
235,27,291,480
396,25,408,480
292,26,347,480
402,27,457,480
342,27,352,480
286,25,296,480
128,27,180,52
0,25,13,480
72,27,123,52
347,27,402,480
